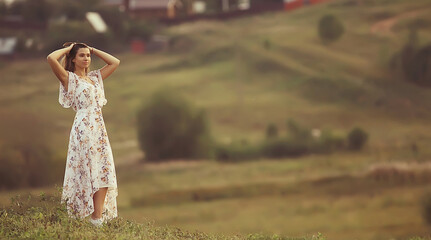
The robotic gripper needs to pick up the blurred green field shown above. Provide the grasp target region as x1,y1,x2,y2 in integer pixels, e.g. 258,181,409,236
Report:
2,0,431,239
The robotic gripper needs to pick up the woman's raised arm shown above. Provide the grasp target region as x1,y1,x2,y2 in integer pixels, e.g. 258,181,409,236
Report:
47,44,74,87
91,47,120,80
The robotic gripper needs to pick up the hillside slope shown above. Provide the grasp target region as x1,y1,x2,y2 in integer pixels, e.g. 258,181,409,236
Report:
1,0,431,163
0,191,327,240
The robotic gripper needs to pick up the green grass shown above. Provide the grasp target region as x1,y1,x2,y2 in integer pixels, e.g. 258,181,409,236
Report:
2,155,431,239
0,191,326,240
1,188,430,240
118,161,431,240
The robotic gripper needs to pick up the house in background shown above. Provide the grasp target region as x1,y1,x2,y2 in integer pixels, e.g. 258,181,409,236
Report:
124,0,186,19
213,0,283,15
220,0,250,12
0,37,17,58
284,0,302,10
102,0,330,25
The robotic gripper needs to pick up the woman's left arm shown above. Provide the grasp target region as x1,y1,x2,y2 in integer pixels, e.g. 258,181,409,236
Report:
91,47,120,80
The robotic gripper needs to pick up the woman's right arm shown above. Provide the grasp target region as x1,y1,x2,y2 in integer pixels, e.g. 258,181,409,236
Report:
46,44,73,90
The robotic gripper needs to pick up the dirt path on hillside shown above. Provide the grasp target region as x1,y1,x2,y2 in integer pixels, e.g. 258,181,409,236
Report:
370,9,426,36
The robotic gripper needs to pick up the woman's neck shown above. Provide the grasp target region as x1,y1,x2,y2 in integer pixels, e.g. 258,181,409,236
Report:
74,68,86,77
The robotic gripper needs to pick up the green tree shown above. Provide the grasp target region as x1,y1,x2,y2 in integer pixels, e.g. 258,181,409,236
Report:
347,127,368,150
318,14,345,43
136,89,213,162
391,28,431,86
411,44,431,86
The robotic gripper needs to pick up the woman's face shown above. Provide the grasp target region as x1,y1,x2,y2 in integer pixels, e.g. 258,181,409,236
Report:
72,48,91,70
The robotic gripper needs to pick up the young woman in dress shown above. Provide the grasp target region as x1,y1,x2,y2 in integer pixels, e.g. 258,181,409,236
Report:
47,42,120,227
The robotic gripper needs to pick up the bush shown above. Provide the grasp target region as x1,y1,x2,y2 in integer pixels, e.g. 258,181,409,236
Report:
0,144,61,190
347,127,368,150
214,140,262,162
136,89,213,162
213,119,368,162
318,14,345,43
311,129,345,153
0,147,26,189
215,137,311,162
262,138,309,158
0,112,62,190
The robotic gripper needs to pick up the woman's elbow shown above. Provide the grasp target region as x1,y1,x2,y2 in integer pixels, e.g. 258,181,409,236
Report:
111,59,120,68
47,54,54,62
107,58,120,68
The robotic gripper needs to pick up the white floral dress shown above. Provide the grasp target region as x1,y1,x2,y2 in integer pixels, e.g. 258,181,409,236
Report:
59,69,118,222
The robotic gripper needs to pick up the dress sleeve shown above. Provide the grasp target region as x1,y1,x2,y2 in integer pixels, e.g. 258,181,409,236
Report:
88,69,107,106
59,71,76,108
88,69,103,86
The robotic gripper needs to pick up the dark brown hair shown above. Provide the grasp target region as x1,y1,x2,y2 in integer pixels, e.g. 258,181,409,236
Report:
63,43,90,73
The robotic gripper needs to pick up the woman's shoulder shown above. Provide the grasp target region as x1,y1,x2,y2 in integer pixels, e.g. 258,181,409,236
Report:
88,69,102,82
65,71,79,85
88,69,100,76
66,70,74,78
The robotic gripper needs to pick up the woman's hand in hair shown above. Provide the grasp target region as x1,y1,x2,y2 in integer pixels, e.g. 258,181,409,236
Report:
62,42,77,48
62,42,76,56
47,44,73,87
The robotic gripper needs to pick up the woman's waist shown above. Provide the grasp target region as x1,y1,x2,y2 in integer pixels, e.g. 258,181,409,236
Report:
75,107,102,114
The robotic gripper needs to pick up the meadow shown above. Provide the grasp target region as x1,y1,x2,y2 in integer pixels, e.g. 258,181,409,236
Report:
1,0,431,239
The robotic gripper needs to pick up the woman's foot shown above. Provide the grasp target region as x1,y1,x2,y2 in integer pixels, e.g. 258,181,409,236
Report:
88,216,104,227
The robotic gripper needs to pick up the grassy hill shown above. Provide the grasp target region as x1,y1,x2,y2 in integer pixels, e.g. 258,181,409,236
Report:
2,0,431,239
0,191,327,240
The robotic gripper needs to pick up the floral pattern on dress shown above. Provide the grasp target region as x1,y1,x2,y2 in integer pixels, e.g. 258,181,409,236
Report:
59,69,118,222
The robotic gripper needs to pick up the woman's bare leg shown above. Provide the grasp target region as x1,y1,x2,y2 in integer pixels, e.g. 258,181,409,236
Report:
91,187,108,219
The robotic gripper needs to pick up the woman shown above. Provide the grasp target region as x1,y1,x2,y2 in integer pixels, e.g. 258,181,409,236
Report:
47,42,120,227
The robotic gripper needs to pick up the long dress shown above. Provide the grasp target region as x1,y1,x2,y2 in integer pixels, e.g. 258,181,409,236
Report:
59,69,118,222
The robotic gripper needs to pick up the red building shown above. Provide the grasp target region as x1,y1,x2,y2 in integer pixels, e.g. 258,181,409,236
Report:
284,0,328,11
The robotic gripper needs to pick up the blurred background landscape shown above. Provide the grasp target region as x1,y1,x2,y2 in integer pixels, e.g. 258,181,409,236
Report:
1,0,431,239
